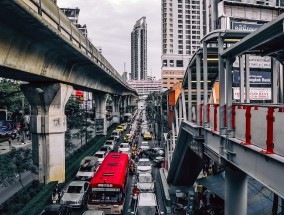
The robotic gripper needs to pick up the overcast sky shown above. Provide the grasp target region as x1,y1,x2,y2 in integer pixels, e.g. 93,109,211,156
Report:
57,0,161,79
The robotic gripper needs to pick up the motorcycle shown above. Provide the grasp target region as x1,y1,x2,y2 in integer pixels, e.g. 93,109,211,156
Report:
52,193,60,204
172,203,187,214
129,164,136,175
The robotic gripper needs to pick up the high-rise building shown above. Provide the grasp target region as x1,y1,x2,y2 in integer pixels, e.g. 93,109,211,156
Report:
131,17,147,80
161,0,204,89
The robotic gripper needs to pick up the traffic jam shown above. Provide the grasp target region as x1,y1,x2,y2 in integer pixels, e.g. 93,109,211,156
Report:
41,109,166,215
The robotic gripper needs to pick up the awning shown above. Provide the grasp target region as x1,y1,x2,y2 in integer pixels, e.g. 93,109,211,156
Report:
196,172,278,215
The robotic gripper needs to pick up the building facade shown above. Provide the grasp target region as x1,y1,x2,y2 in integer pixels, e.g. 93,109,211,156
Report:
131,17,148,80
161,0,204,89
127,80,162,97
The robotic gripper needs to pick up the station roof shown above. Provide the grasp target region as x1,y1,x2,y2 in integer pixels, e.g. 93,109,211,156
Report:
221,13,284,59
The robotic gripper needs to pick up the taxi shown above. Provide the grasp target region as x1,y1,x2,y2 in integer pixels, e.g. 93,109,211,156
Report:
116,125,124,132
143,132,152,140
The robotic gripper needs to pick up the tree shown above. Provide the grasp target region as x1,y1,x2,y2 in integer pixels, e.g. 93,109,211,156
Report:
7,148,37,193
0,147,37,200
0,80,29,112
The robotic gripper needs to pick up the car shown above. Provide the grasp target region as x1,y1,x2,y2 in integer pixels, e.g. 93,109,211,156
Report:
140,141,150,151
75,156,99,181
136,172,155,192
82,210,105,215
124,133,133,143
141,129,147,135
118,142,131,157
136,158,152,174
39,204,72,215
116,125,124,132
153,156,165,168
107,136,118,142
60,181,89,208
94,151,107,164
143,132,152,140
99,146,111,153
132,193,164,215
103,140,115,150
146,148,165,159
121,123,128,131
111,130,121,141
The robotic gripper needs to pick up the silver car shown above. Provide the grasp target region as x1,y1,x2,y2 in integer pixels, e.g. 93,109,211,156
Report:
82,210,105,215
136,173,155,192
61,181,89,208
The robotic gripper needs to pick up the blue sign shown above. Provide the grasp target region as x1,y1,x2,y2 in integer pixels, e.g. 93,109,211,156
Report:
233,71,271,85
232,22,262,31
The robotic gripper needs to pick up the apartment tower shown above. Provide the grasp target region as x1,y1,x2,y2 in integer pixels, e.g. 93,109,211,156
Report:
161,0,204,89
131,17,148,80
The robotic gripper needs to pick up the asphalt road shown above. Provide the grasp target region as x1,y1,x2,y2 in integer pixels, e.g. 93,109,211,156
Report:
72,119,166,215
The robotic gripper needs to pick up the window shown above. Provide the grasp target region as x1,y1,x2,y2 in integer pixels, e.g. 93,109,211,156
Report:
163,60,167,67
169,60,174,67
176,60,183,67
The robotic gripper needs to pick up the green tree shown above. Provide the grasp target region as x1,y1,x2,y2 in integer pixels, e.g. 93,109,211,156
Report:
0,80,29,113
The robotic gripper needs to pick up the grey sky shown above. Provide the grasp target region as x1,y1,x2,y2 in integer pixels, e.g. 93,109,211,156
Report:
57,0,161,79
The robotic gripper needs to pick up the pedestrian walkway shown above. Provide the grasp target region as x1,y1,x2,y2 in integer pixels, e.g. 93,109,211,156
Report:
0,138,32,155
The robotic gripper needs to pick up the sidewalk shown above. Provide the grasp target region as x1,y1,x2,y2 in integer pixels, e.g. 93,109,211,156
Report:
0,138,32,155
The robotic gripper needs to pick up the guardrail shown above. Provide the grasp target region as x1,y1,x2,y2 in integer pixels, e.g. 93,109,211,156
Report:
19,0,132,91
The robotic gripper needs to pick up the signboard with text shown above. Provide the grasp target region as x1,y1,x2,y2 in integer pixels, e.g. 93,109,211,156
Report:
233,70,271,85
233,87,271,100
95,118,104,135
233,55,271,69
232,21,262,31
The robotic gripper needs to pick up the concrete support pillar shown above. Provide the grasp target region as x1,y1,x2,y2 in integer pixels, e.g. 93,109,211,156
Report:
188,69,192,122
245,55,250,103
112,95,120,113
239,55,245,103
181,88,187,121
225,168,248,215
196,54,201,126
272,58,279,104
94,93,108,136
21,83,73,184
218,35,226,134
203,42,208,127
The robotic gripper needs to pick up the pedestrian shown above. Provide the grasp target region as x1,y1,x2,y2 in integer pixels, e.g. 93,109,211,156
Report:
8,136,12,148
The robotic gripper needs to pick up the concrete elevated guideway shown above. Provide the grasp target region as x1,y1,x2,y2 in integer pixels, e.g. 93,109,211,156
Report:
168,25,284,214
0,0,137,184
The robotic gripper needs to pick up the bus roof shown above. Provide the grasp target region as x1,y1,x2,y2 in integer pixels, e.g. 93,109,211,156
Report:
90,152,129,188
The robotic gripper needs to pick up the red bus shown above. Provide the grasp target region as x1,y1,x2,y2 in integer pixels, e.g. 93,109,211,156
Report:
88,152,129,214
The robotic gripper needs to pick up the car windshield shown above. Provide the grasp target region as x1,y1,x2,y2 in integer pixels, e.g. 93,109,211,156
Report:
105,142,113,145
138,161,151,166
120,144,129,148
100,147,108,152
108,137,115,140
112,132,118,135
67,185,83,193
137,206,156,215
139,175,152,183
95,154,104,158
79,165,93,172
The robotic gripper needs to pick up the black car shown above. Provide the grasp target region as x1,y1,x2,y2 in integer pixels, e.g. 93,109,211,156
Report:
39,204,71,215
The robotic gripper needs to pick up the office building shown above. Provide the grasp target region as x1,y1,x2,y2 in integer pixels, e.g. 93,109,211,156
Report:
131,17,147,80
127,80,162,97
161,0,204,89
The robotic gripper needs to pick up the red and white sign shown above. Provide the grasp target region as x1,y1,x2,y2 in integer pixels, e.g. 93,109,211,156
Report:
233,87,271,100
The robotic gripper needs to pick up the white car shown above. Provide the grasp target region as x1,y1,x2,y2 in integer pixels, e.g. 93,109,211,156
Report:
61,181,89,208
75,156,99,181
94,151,107,164
103,140,115,150
111,130,121,141
133,193,164,215
118,143,131,157
82,210,105,215
140,141,150,151
137,158,152,174
136,172,155,192
121,123,128,131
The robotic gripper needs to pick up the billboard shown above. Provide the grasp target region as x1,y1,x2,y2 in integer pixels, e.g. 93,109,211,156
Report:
95,118,104,135
233,55,271,69
231,21,262,31
233,87,271,100
233,70,271,85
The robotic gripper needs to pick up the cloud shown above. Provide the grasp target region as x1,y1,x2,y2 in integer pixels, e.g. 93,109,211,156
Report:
57,0,161,79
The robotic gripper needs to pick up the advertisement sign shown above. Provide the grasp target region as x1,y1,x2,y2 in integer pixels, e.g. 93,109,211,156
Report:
95,118,104,135
233,55,271,69
233,71,271,84
233,87,271,100
232,21,262,31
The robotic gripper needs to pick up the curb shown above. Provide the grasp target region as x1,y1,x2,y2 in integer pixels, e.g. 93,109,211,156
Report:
158,168,172,213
